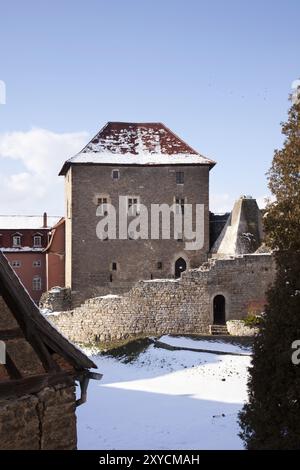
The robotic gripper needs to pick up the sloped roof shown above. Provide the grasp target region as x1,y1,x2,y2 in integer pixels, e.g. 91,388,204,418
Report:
59,122,216,175
0,251,96,398
44,217,65,252
0,215,62,230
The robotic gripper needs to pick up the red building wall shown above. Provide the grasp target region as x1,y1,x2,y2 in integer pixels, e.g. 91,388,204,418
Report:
0,216,65,304
4,251,46,304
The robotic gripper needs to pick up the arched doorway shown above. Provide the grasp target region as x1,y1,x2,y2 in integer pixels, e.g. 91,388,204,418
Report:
175,257,186,278
213,295,226,325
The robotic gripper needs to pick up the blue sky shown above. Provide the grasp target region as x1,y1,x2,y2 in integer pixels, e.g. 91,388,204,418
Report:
0,0,299,214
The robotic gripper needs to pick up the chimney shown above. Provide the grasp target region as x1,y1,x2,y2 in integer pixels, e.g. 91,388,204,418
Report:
43,212,48,228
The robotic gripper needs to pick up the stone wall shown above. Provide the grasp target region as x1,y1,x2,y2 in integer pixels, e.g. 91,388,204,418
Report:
48,253,276,344
0,384,77,450
226,320,259,336
40,286,72,312
65,164,210,302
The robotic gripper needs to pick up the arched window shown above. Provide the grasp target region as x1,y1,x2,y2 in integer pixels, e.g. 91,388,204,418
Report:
175,257,186,278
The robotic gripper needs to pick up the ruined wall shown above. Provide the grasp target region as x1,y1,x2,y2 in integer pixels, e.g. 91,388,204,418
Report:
0,384,77,450
226,320,259,336
48,254,276,344
40,286,72,312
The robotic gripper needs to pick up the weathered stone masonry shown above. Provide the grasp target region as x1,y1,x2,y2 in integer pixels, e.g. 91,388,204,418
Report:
0,385,77,450
49,254,276,344
0,251,96,450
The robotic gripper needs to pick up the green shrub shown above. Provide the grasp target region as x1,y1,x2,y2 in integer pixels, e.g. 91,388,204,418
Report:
243,314,262,328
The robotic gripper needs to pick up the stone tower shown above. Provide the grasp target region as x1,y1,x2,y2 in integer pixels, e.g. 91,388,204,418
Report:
59,122,216,302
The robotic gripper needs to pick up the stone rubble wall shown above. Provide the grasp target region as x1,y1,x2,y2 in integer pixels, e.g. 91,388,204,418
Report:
40,287,72,312
0,384,77,450
48,254,276,344
226,320,259,336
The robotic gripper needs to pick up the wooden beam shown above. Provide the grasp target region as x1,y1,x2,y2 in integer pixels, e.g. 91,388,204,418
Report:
0,371,79,400
0,328,23,340
5,352,22,380
26,333,60,373
0,251,96,370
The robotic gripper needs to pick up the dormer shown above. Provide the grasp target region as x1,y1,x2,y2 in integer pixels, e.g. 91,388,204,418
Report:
12,232,22,248
33,232,43,248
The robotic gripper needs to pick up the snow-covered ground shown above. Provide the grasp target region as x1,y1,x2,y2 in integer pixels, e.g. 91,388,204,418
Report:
77,337,251,450
158,335,252,355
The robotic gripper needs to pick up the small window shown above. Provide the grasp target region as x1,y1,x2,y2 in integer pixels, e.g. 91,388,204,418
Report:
33,235,42,247
112,262,117,271
12,235,21,247
33,260,41,268
11,260,21,268
32,276,42,291
128,196,140,216
97,196,108,216
157,262,163,270
176,171,184,184
176,198,185,214
112,169,120,180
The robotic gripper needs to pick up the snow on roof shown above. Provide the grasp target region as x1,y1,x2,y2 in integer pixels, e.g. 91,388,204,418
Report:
59,122,216,174
0,215,62,230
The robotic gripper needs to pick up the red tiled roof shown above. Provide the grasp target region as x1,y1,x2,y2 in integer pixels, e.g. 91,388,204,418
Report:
59,122,216,175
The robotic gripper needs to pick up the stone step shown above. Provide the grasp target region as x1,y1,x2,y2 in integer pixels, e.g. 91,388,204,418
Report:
209,324,229,335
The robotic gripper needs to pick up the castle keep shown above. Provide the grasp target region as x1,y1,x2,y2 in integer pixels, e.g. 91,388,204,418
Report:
44,121,276,342
59,122,216,302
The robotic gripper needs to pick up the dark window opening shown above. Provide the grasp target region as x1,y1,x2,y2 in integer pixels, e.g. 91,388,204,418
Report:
157,262,163,270
112,262,117,271
128,197,139,215
176,197,185,214
176,171,184,184
112,170,120,180
97,197,108,216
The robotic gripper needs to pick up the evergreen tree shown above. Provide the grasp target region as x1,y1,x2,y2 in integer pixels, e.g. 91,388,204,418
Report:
239,92,300,449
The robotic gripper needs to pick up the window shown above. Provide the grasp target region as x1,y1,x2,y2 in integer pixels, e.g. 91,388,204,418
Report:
127,196,140,216
112,169,120,180
32,276,42,291
33,235,42,247
175,197,185,214
33,260,41,268
176,171,184,184
97,196,108,216
11,260,21,268
157,262,163,270
112,262,117,271
12,235,21,247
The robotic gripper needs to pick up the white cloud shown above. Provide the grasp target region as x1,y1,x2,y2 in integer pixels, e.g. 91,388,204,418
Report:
0,128,89,214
